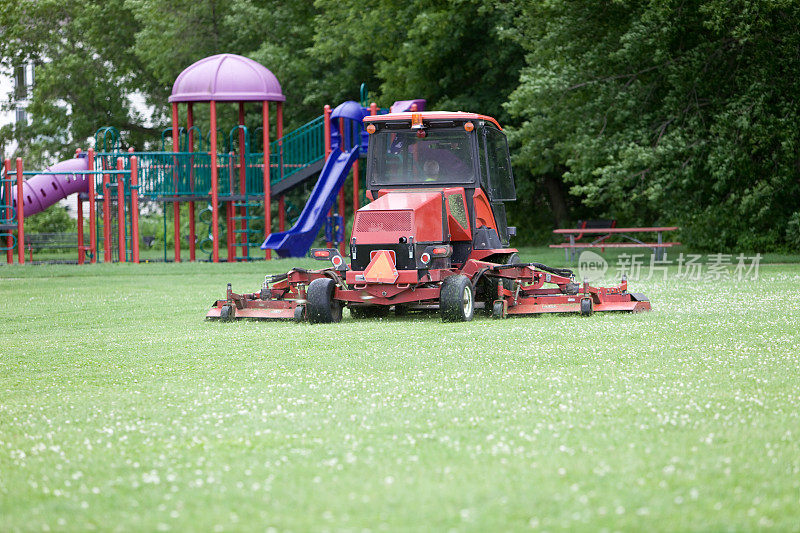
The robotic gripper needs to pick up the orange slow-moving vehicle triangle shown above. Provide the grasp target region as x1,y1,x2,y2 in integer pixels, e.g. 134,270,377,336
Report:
363,250,398,283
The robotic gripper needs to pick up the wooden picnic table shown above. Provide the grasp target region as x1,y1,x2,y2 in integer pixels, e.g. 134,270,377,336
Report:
551,226,680,261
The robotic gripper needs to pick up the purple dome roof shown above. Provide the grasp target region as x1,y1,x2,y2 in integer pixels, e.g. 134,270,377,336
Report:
169,54,285,103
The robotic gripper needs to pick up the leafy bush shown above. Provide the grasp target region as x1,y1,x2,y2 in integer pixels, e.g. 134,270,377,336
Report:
24,205,75,234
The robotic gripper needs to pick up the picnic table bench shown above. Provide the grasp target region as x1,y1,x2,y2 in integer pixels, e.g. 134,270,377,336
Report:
551,226,680,261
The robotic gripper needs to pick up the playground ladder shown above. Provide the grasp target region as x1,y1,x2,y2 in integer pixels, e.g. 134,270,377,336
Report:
230,200,263,261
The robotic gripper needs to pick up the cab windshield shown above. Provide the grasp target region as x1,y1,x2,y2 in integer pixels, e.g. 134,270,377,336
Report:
368,128,476,187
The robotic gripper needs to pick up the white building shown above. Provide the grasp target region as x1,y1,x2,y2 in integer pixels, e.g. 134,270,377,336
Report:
1,63,34,156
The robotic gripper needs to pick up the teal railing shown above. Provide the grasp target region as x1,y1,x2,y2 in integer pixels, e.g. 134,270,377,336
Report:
95,127,120,152
97,115,326,199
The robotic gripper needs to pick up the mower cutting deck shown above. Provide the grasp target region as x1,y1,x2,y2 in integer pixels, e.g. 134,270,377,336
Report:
206,260,650,322
207,111,651,322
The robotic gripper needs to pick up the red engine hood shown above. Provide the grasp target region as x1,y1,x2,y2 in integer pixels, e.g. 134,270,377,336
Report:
352,189,471,245
361,190,442,212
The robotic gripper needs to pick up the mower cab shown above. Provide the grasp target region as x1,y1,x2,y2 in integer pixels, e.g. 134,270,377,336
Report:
207,111,651,322
352,112,517,270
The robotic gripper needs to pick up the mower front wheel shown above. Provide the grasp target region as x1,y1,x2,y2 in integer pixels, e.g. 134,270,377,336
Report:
580,297,593,316
492,301,506,319
220,304,235,321
307,278,343,324
440,275,474,322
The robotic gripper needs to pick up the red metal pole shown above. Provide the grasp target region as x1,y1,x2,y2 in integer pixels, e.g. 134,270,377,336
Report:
77,192,84,265
238,102,247,259
116,157,126,263
4,159,12,263
87,148,97,263
276,102,285,252
102,157,111,262
279,195,285,231
370,102,377,116
171,102,181,262
228,153,236,261
210,100,219,263
16,158,24,264
262,101,271,260
130,156,139,264
187,103,196,261
338,117,347,255
324,105,332,249
324,105,332,158
226,203,234,261
173,199,181,261
277,102,284,183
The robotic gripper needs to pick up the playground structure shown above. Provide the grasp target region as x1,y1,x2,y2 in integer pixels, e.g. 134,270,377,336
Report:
1,53,425,264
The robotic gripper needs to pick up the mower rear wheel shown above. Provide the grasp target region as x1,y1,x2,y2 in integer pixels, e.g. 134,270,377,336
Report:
307,278,343,324
440,275,474,322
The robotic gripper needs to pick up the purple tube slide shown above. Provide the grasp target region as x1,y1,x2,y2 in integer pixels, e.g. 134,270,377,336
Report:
12,157,91,217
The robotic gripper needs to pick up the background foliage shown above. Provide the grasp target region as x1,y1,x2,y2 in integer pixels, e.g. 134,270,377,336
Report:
1,0,798,250
22,204,75,234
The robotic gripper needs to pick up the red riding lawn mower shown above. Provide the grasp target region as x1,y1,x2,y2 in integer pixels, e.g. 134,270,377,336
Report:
207,111,651,322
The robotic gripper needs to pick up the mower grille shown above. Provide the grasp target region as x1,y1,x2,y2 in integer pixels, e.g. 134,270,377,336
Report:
354,210,413,233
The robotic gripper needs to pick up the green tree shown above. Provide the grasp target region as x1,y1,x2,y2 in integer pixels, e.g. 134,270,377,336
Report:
506,0,800,250
0,0,161,162
310,0,523,122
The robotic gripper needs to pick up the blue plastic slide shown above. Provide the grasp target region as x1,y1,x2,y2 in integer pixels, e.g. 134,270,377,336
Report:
261,146,359,257
262,100,368,258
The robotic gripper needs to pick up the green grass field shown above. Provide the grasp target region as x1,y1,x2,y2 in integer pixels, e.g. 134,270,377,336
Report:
2,249,799,531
